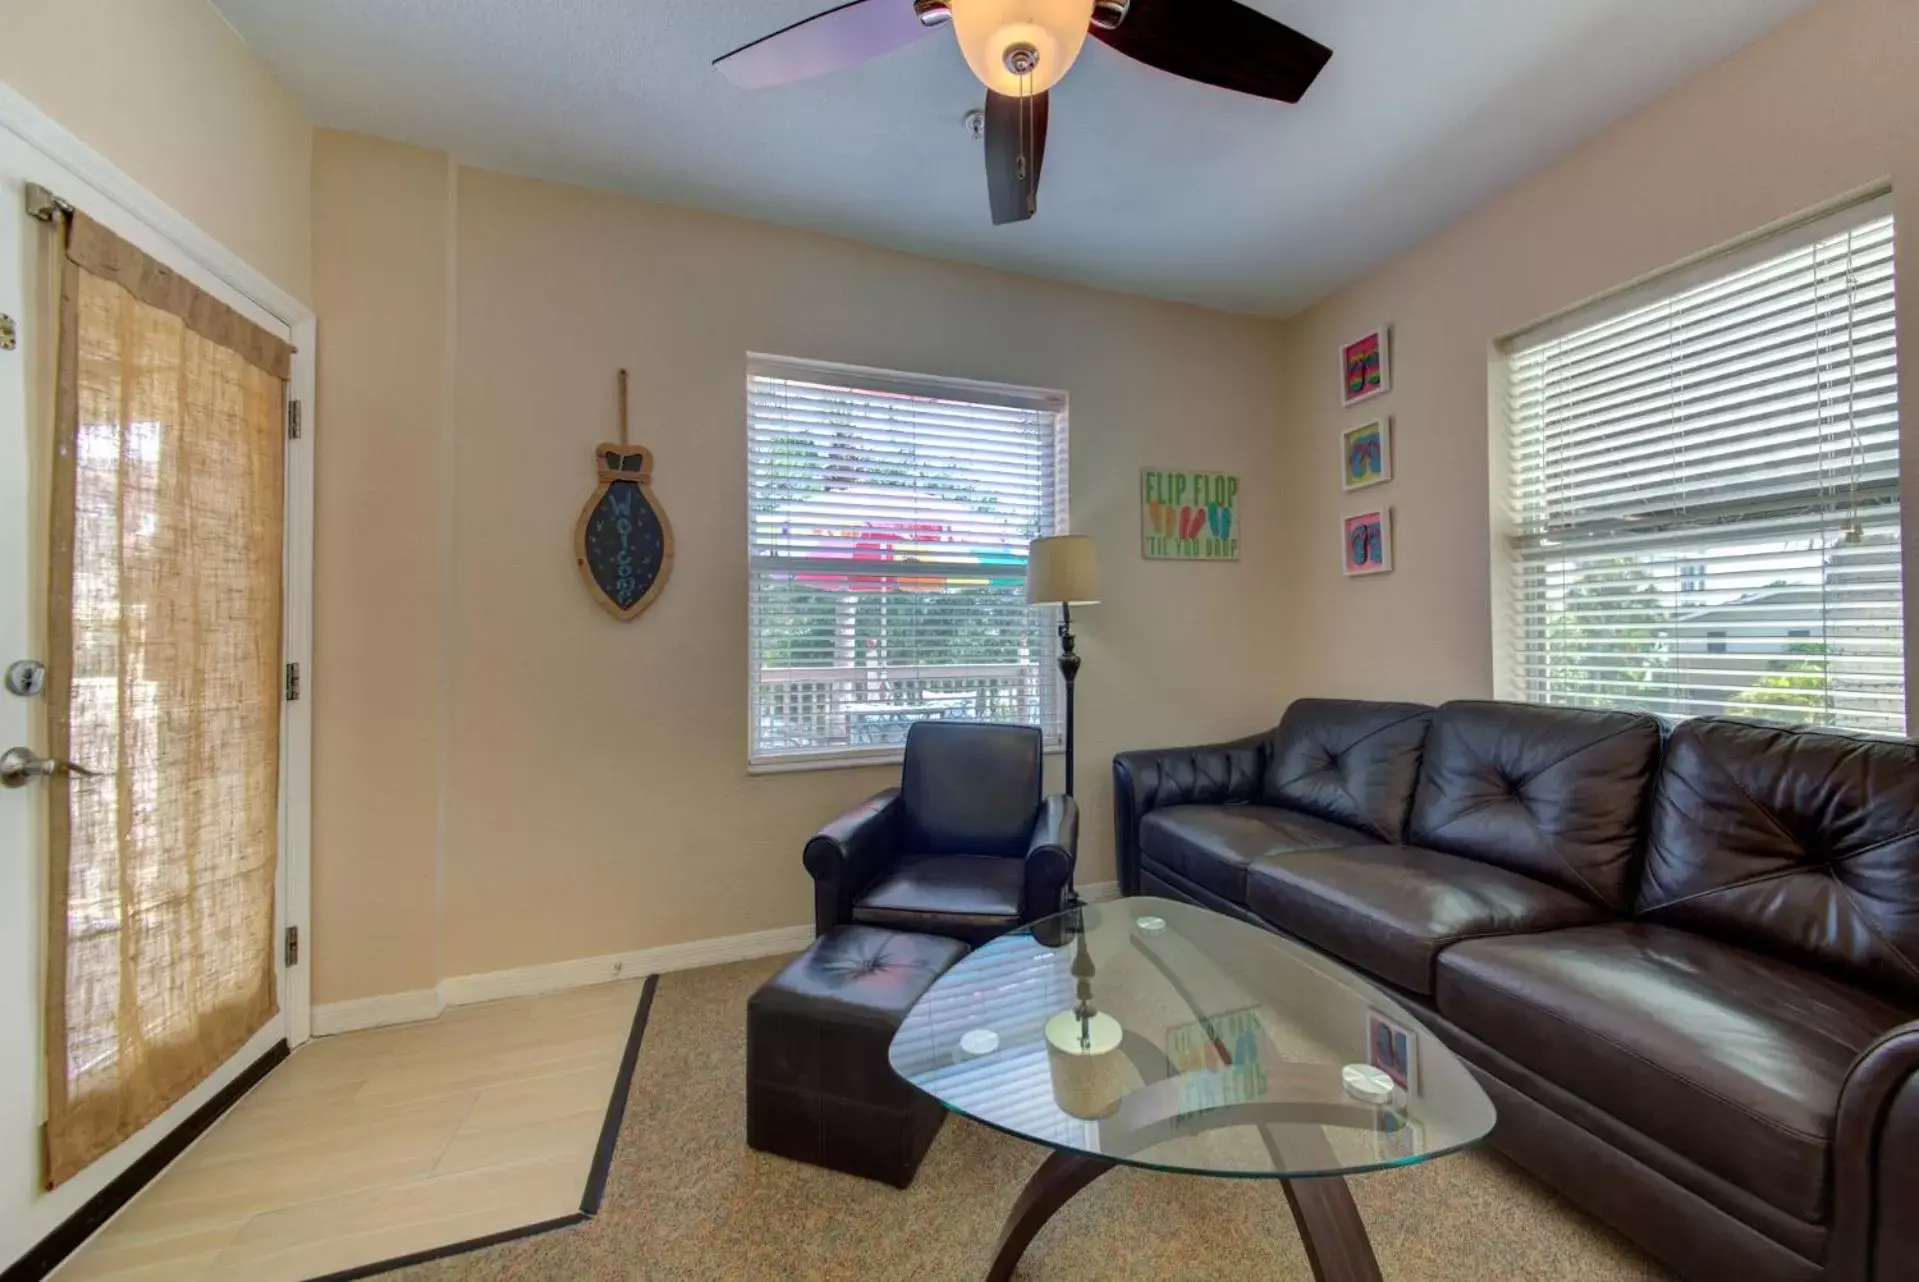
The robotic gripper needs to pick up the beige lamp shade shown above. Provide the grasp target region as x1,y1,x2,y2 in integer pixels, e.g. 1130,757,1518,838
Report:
1027,535,1100,605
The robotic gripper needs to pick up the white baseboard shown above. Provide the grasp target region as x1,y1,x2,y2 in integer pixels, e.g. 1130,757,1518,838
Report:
311,987,444,1036
314,881,1124,1035
439,922,818,1008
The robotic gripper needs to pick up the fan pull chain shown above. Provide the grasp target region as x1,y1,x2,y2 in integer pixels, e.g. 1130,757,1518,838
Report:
1022,64,1036,216
1016,70,1028,184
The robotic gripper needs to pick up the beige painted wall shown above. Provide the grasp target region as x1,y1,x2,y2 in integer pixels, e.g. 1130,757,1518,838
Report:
310,133,457,1002
0,0,312,302
1274,0,1917,707
310,134,1288,999
311,0,1919,1001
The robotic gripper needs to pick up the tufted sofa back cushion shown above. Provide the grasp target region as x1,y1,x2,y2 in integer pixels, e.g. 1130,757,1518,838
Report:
1260,699,1433,841
1409,701,1663,911
1638,717,1919,1001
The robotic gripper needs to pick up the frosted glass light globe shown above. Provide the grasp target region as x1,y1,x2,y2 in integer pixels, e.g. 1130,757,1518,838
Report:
950,0,1097,97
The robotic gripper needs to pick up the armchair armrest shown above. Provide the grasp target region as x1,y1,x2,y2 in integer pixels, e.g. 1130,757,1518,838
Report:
1111,733,1268,895
1020,793,1079,921
802,788,901,938
1830,1017,1919,1281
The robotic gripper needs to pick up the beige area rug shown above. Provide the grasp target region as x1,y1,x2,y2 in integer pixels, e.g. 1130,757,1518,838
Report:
391,956,1675,1281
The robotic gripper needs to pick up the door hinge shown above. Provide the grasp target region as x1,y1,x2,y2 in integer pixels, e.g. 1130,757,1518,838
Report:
284,926,299,967
285,662,301,702
286,399,302,440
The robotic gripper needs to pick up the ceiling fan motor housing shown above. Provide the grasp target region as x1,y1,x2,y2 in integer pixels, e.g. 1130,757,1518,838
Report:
924,0,1129,31
715,0,1333,226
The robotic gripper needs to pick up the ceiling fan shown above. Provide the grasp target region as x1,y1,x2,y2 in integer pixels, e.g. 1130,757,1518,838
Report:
714,0,1331,226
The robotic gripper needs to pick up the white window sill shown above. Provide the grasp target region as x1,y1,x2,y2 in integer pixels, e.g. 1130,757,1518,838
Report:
749,742,1067,776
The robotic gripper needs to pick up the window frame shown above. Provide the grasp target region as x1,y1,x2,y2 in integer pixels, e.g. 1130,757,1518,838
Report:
743,353,1070,774
1494,192,1904,734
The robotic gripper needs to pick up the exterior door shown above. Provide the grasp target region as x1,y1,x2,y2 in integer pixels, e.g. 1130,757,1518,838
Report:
0,118,307,1264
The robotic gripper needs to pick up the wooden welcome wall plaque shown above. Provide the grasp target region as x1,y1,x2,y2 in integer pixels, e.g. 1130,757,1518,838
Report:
575,371,674,620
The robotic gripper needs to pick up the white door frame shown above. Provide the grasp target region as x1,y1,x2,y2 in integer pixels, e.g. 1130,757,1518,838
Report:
0,83,315,1046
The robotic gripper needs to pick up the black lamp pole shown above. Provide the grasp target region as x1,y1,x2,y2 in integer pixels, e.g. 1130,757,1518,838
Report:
1028,534,1096,927
1057,602,1084,915
1057,602,1081,799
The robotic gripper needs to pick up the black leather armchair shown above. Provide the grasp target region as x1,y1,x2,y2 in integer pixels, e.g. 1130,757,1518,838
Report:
802,721,1079,945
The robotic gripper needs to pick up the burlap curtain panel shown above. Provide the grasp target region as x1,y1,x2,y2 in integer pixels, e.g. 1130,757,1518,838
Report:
43,212,289,1187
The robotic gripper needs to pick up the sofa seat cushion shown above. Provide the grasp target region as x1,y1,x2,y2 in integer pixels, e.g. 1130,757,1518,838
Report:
852,854,1024,941
1138,805,1371,905
1246,844,1608,995
1438,924,1911,1222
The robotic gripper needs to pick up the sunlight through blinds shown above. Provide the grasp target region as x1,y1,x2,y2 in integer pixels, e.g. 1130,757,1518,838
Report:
746,356,1068,767
1503,198,1902,734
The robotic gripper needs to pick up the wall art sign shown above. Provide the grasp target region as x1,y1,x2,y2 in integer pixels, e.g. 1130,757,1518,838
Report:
1342,508,1393,577
1340,326,1391,407
576,371,674,619
1340,417,1393,491
1142,468,1239,561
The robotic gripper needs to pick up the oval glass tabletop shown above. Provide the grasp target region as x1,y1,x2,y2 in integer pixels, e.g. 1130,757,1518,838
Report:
888,896,1495,1181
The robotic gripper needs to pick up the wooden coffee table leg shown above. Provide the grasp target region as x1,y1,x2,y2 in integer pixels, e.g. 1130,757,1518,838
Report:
1282,1176,1385,1282
985,1151,1381,1282
984,1150,1114,1282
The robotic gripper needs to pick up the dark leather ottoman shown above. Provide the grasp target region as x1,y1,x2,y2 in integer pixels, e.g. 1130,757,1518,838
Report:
746,925,969,1188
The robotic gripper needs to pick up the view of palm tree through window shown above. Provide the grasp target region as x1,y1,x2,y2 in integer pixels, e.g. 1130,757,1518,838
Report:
1505,204,1901,734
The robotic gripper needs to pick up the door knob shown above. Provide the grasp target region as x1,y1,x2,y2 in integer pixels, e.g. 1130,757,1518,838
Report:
0,747,104,789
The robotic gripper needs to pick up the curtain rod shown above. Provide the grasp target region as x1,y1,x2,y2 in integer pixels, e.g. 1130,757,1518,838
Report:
24,182,73,223
18,181,302,355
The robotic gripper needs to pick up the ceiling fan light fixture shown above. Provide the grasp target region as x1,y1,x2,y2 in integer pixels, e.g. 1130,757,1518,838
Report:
950,0,1097,96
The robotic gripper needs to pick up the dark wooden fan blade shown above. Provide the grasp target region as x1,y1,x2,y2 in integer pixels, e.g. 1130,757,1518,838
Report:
1092,0,1331,103
984,90,1049,225
715,0,939,91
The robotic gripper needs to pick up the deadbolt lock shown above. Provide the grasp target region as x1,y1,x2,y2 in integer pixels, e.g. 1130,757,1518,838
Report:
4,660,44,697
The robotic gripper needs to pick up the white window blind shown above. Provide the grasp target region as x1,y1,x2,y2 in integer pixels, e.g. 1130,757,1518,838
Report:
747,356,1068,769
1503,199,1902,734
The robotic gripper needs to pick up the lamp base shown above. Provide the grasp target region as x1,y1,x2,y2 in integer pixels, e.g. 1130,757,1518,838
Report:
1045,1011,1126,1119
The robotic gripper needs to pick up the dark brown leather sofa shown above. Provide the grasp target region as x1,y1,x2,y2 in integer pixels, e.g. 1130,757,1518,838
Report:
1113,698,1919,1282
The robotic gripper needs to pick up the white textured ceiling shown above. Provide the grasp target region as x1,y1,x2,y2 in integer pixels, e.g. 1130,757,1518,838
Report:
213,0,1817,316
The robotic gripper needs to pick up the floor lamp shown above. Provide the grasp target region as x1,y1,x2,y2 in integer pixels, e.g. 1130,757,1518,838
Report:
1027,531,1100,808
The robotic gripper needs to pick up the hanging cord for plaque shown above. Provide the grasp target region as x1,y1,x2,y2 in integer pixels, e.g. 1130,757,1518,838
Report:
618,367,630,447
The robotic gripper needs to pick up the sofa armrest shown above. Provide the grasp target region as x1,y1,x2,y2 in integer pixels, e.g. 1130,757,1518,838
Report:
802,788,901,938
1830,1018,1919,1281
1021,793,1080,921
1111,733,1268,895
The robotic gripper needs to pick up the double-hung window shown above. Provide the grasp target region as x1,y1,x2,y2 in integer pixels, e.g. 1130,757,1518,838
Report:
1502,197,1902,733
746,356,1068,769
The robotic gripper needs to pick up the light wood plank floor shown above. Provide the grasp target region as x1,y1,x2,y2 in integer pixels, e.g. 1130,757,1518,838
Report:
57,980,647,1282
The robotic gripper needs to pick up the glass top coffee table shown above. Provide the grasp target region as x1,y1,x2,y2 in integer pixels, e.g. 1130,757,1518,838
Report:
888,897,1497,1281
